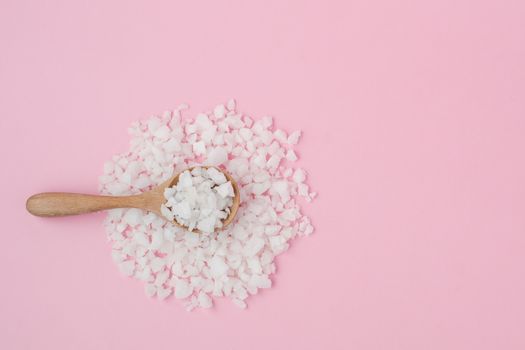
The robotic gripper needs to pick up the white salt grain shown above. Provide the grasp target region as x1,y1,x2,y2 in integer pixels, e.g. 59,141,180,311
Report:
103,161,114,174
214,104,226,119
298,183,310,197
250,274,272,289
151,257,165,273
145,283,157,297
244,236,265,257
158,287,173,300
239,128,253,141
293,169,306,183
119,261,135,276
210,255,229,277
175,279,193,299
206,167,227,184
274,129,288,143
252,181,271,195
198,292,213,308
226,99,236,111
154,125,170,140
287,130,301,145
192,141,206,156
206,147,228,166
216,181,234,198
232,298,247,309
286,149,298,162
123,208,143,226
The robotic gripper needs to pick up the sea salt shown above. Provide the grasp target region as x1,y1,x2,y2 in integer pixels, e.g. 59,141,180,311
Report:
99,100,315,310
161,167,234,234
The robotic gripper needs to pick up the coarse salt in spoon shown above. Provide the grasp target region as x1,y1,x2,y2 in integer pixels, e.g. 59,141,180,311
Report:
26,166,240,232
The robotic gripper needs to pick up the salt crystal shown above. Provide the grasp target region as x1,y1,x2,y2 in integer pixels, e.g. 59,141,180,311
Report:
197,216,216,233
151,257,165,273
253,171,269,183
250,274,272,288
147,118,161,133
231,146,242,157
239,128,253,141
247,257,263,274
145,283,157,297
210,255,229,277
151,232,166,251
274,129,288,143
157,287,172,300
216,181,234,198
195,113,213,130
206,147,228,166
111,250,125,263
287,130,301,145
298,183,309,197
160,204,174,221
184,232,200,247
260,250,274,265
225,115,244,129
185,124,197,135
133,231,150,247
304,224,314,235
198,292,213,308
226,99,236,111
192,141,206,155
265,225,281,235
119,261,135,276
261,116,273,128
175,279,193,299
232,298,247,309
214,104,226,119
154,125,170,140
99,174,114,185
155,270,169,286
106,182,129,195
163,138,182,152
213,134,225,145
103,161,114,174
244,236,265,257
134,176,151,189
268,141,281,155
252,181,271,195
267,154,282,170
272,181,291,203
293,169,306,183
206,167,227,184
202,127,217,144
286,149,298,162
123,209,143,226
136,267,153,282
282,168,293,178
233,284,248,300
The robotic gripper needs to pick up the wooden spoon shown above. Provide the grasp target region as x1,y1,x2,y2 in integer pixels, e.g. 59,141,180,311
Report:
26,166,240,231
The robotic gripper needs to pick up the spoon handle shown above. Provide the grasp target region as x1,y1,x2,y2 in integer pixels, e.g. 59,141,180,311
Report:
26,192,147,217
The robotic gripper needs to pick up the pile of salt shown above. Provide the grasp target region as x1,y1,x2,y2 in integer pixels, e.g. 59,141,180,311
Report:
99,100,315,310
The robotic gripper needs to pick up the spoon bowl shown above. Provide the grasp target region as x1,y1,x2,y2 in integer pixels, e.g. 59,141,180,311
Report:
165,166,240,230
26,166,240,232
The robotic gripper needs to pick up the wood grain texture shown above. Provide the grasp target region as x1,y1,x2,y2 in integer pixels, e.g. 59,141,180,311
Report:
25,166,240,232
25,191,161,217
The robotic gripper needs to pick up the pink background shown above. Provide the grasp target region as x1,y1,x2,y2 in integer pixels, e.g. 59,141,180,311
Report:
1,0,525,349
